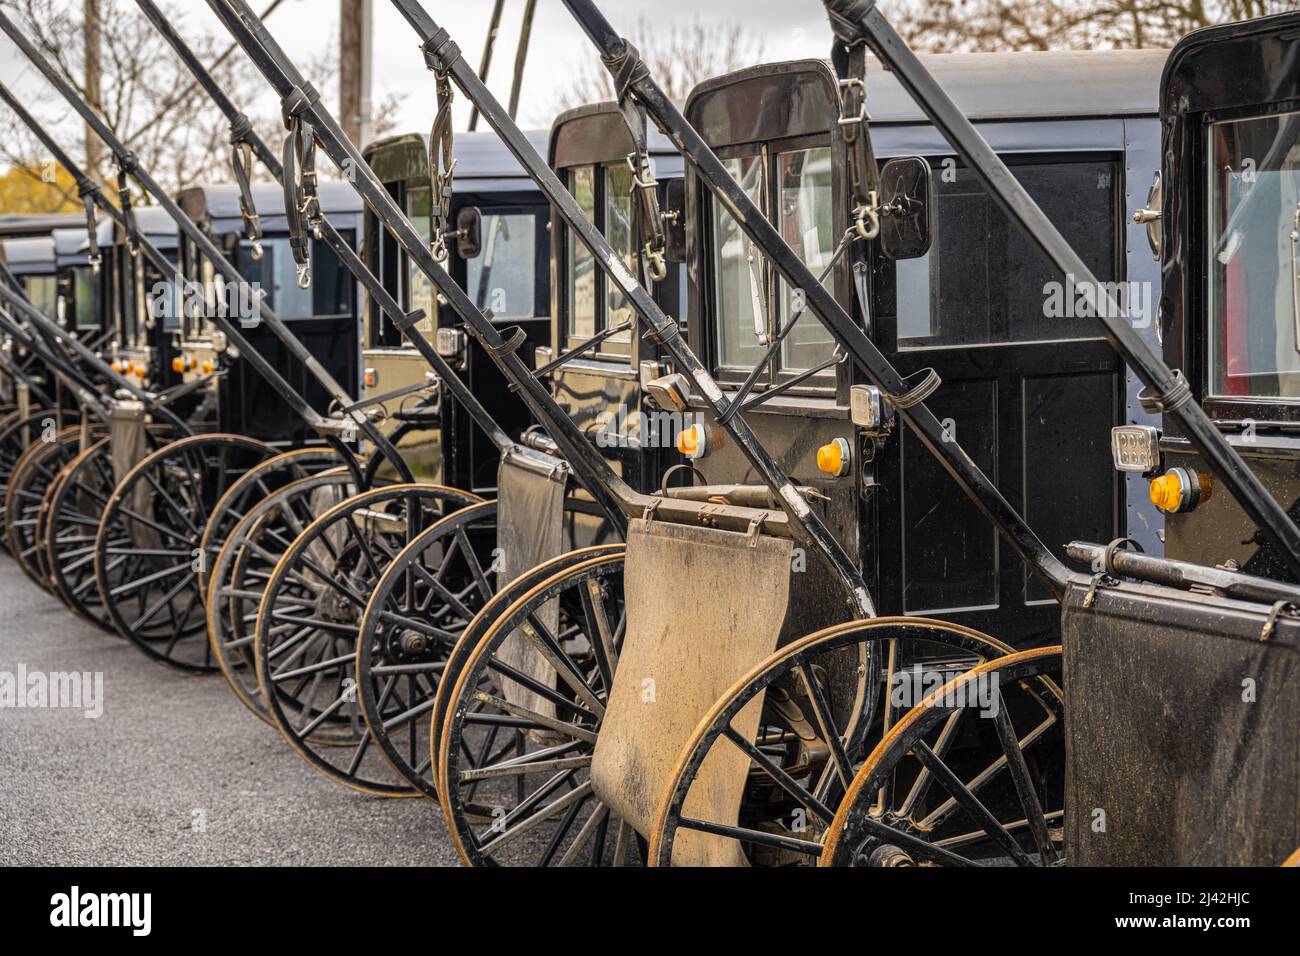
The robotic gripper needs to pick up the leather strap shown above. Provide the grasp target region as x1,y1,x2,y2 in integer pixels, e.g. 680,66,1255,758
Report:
601,40,667,283
428,72,456,262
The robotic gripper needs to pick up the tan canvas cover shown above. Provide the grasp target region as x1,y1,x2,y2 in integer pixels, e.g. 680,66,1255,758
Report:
495,455,569,730
590,517,791,865
108,400,158,549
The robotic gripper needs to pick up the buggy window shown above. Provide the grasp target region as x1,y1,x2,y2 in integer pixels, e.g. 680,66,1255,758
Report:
1207,110,1300,399
709,145,838,383
896,158,1119,348
567,165,597,338
712,154,766,370
605,162,635,342
562,161,639,351
239,236,353,320
778,146,837,371
71,265,98,330
467,211,538,318
22,274,56,320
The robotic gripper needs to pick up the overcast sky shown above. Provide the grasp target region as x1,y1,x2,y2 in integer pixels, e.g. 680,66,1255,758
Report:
0,0,838,143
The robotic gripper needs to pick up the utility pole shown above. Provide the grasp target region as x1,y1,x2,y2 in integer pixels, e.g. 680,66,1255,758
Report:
340,0,373,147
83,0,102,179
468,0,505,131
507,0,537,121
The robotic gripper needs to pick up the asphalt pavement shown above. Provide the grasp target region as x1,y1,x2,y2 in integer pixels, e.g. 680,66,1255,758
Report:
0,552,460,866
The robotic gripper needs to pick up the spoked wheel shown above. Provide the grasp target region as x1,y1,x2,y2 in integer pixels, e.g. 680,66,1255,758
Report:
437,552,634,866
254,484,483,795
206,469,359,723
430,544,628,801
94,434,276,669
44,437,120,629
197,446,349,596
0,409,59,551
4,426,86,589
648,618,1028,866
354,500,499,798
819,646,1065,867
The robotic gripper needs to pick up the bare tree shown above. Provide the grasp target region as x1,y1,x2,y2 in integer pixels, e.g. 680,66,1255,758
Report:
892,0,1298,53
549,16,764,117
0,0,398,207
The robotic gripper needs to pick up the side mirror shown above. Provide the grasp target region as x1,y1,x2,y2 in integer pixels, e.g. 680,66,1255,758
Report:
877,157,935,261
1132,171,1162,261
663,179,687,264
456,206,482,259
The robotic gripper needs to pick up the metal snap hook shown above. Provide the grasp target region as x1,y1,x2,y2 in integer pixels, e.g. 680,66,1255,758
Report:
853,193,881,241
645,244,667,283
296,262,311,289
251,239,264,262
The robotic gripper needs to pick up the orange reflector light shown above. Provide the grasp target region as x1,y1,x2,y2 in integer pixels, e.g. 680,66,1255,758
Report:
816,438,852,477
364,368,378,389
172,357,186,374
676,423,707,460
1149,467,1212,514
201,359,215,374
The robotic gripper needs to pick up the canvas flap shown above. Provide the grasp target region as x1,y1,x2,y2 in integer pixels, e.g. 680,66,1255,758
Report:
495,455,569,730
590,517,792,865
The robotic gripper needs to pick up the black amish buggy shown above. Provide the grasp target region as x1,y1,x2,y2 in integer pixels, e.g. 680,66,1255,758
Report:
2,234,59,326
52,219,114,349
174,179,364,448
362,128,553,488
805,5,1300,868
677,50,1167,650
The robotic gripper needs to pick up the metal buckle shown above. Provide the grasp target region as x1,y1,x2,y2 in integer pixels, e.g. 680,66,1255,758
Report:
836,78,868,127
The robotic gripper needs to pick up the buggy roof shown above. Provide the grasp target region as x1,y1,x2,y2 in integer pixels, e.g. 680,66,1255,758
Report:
176,179,364,235
364,129,551,194
2,235,56,273
549,102,684,179
112,204,180,251
0,213,85,239
863,49,1164,122
54,221,113,262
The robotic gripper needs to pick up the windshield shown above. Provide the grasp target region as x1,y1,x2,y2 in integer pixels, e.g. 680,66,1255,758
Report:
467,211,537,319
22,275,57,320
1207,109,1300,399
710,146,837,379
72,266,97,330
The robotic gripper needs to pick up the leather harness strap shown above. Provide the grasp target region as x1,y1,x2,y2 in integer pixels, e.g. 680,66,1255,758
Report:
228,111,264,261
600,40,668,284
281,84,322,289
831,40,880,240
428,72,456,263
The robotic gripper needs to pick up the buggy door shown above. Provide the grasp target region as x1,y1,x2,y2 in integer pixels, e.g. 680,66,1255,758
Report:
873,146,1126,644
